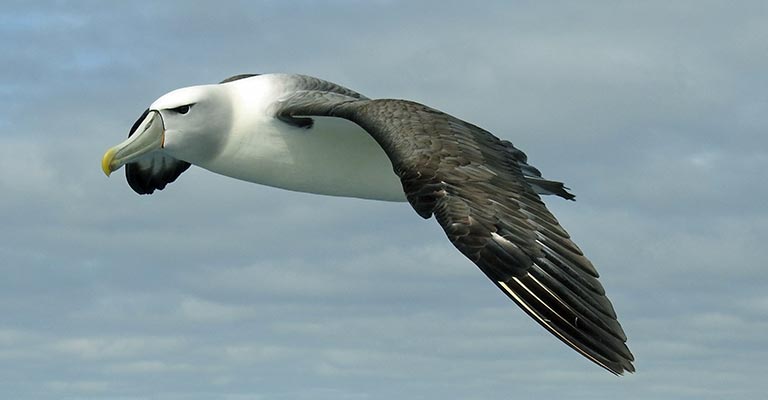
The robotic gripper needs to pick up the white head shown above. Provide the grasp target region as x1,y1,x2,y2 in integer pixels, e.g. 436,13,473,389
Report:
102,84,233,175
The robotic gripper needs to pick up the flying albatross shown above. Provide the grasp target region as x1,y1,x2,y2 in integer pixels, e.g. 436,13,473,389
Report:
101,73,634,374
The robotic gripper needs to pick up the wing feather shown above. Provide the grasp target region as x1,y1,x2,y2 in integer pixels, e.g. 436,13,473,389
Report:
275,88,634,374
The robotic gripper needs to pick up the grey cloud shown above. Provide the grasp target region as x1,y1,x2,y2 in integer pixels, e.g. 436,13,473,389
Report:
1,1,767,399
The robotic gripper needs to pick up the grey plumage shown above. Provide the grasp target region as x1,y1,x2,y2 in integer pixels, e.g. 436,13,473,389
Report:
219,73,261,84
276,87,634,374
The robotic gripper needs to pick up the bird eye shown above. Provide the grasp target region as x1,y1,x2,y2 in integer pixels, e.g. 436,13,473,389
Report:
170,104,192,114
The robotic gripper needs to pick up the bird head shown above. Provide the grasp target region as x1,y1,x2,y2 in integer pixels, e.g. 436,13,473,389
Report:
101,84,232,176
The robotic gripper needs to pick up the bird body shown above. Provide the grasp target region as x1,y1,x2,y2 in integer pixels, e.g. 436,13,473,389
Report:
202,111,405,201
142,74,406,200
102,73,634,374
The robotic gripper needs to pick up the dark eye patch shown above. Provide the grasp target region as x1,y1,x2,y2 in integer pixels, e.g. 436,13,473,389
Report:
128,108,150,137
170,104,192,114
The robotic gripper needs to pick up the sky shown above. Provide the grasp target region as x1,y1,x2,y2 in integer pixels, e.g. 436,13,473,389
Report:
1,0,767,399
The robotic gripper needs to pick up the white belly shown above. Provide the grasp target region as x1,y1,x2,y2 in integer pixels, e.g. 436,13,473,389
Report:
199,116,407,202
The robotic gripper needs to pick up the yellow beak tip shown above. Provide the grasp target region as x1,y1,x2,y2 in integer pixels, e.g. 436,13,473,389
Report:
101,148,116,177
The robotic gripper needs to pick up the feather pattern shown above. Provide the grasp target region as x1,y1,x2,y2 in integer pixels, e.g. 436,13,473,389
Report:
276,91,634,374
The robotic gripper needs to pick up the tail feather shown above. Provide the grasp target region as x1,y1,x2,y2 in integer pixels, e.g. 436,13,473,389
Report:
525,177,576,200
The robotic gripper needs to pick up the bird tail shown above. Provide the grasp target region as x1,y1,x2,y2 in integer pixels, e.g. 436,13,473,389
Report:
524,176,576,200
502,141,576,201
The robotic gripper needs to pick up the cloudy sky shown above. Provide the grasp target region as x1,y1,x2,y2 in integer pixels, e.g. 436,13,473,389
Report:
1,1,767,399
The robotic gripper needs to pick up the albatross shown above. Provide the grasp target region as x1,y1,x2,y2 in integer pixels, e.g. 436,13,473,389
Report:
101,73,634,374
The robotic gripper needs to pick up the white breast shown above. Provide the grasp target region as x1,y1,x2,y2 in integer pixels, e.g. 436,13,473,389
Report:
196,77,406,201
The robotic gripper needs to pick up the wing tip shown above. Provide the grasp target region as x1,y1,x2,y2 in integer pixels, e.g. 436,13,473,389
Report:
497,279,635,375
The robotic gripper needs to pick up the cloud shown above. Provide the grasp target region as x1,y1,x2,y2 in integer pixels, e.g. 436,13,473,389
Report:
53,336,187,360
1,1,767,399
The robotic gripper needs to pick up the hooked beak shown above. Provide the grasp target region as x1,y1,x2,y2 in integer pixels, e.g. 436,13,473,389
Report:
101,110,164,176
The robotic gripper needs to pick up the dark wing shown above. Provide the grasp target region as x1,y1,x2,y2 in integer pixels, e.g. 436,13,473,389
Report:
271,74,371,130
124,108,191,195
276,92,634,374
280,74,370,100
